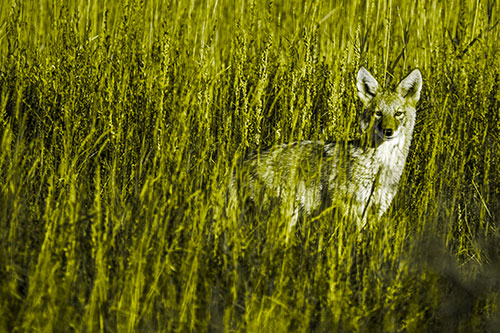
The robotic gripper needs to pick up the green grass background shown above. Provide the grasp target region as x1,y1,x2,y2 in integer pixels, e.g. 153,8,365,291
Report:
1,0,499,331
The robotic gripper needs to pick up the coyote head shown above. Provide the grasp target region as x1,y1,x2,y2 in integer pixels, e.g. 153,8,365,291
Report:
357,67,422,141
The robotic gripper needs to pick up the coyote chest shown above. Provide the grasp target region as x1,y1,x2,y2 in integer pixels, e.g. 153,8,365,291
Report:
338,132,410,222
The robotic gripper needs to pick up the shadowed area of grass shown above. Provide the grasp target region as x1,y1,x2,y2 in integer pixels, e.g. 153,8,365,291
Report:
0,0,499,331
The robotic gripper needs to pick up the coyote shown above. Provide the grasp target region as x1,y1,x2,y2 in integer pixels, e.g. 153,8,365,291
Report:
234,67,422,229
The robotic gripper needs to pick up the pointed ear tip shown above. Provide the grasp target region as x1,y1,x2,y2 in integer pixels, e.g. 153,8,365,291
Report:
357,67,375,82
402,69,423,87
412,68,423,79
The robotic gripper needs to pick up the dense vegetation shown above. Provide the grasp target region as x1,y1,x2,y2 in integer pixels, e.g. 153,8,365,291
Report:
1,0,499,331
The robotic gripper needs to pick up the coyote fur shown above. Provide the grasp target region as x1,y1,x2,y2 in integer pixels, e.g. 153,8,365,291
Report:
235,67,422,228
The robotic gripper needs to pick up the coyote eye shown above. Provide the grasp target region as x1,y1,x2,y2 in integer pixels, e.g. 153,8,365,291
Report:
395,111,404,117
375,111,383,117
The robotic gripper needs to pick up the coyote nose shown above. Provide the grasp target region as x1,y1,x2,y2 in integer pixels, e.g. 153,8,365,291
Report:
383,129,393,137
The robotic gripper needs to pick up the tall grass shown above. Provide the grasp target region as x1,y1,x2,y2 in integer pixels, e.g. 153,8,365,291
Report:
1,0,499,331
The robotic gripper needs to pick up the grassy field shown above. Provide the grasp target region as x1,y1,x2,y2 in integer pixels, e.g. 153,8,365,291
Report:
1,0,500,331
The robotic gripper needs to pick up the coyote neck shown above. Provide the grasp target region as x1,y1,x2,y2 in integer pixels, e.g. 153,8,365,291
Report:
350,116,415,220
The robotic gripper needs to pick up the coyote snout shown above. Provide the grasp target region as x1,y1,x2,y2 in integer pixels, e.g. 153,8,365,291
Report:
234,66,422,230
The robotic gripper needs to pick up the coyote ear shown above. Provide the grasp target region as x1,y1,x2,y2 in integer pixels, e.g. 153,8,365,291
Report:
357,67,379,105
397,69,422,105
